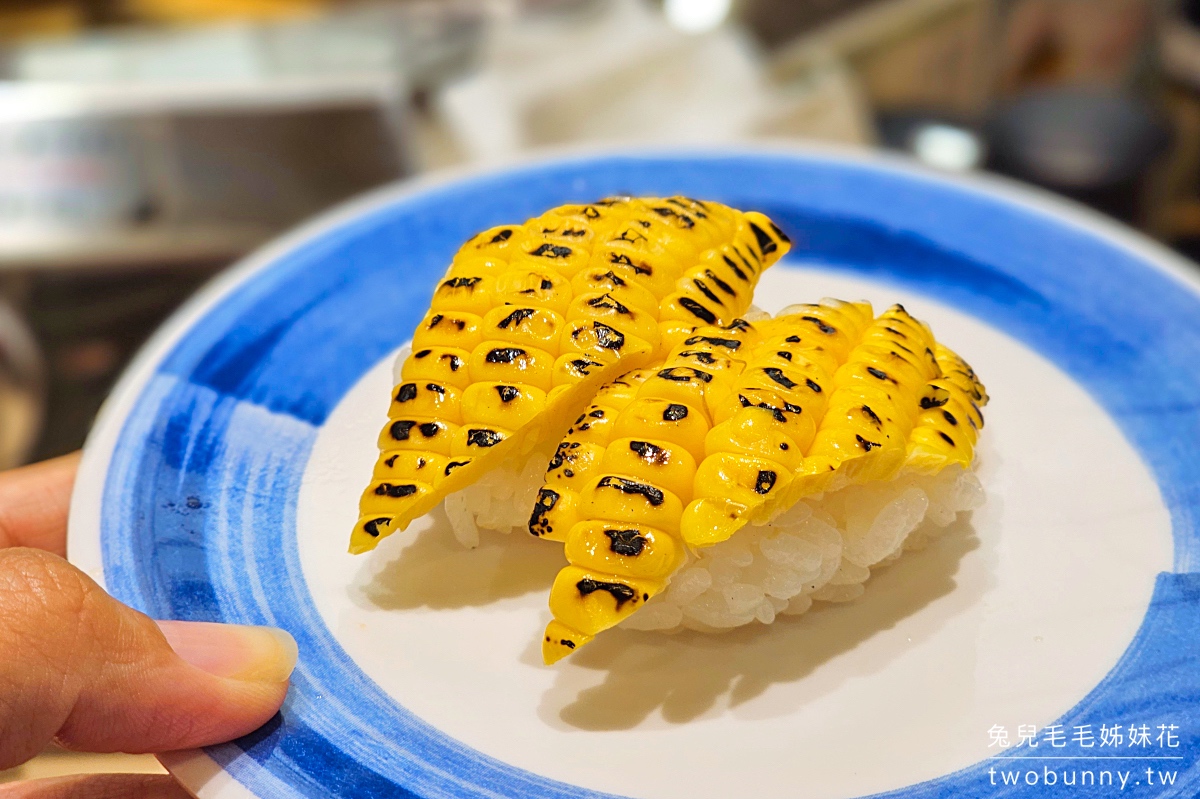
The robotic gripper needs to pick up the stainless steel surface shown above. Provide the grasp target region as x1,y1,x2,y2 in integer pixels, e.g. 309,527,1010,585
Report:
0,77,411,271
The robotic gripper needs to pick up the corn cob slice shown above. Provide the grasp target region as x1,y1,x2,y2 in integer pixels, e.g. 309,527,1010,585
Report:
535,301,988,663
352,198,791,554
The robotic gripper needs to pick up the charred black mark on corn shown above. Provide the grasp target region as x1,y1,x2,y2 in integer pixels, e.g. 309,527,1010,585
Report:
529,488,560,537
572,321,625,351
806,378,822,393
605,529,647,557
362,517,390,537
568,358,601,376
597,476,665,506
383,454,399,468
722,254,748,281
530,243,573,259
414,349,432,359
442,354,463,371
486,347,526,364
630,440,669,465
942,410,958,425
679,297,717,324
763,367,797,389
466,428,504,447
754,470,777,494
418,422,440,437
395,383,417,402
861,405,882,426
856,435,881,451
704,269,735,295
489,229,513,244
938,431,956,446
374,483,418,498
443,276,482,289
587,294,632,315
663,403,689,421
496,385,520,403
658,366,714,383
749,221,779,255
801,316,837,335
444,460,470,476
498,308,535,328
684,335,741,350
692,279,724,305
678,350,717,365
921,395,949,409
389,420,416,441
867,366,897,383
426,383,445,394
576,578,638,608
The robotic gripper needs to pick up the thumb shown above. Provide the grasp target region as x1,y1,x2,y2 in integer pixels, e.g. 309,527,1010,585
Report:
0,548,295,769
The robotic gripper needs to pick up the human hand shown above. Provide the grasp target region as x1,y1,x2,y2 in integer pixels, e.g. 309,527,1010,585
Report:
0,453,297,798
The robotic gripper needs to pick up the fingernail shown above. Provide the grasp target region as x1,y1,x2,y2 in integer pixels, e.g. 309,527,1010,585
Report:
157,620,298,683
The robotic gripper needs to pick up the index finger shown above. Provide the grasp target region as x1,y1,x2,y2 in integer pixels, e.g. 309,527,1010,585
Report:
0,452,81,556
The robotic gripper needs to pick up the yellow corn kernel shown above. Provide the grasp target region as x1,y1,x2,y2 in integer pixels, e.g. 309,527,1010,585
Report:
610,399,709,462
563,521,684,580
388,381,462,424
547,565,663,637
460,382,547,430
479,306,565,351
599,436,698,503
401,347,472,390
577,474,685,536
377,419,458,455
467,342,556,392
411,309,483,351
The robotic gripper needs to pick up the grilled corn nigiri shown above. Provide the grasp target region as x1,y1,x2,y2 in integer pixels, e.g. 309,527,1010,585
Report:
534,301,987,663
352,197,791,554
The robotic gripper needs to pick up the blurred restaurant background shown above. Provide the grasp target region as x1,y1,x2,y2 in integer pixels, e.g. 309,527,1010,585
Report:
0,0,1194,472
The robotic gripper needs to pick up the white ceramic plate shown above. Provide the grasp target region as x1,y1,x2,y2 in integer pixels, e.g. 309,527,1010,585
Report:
70,149,1200,798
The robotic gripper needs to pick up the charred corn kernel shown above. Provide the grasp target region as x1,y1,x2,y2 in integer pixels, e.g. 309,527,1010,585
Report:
431,275,496,316
552,353,609,387
570,267,660,315
545,441,606,491
562,405,618,446
577,474,685,536
351,514,396,555
360,478,435,516
449,425,513,456
559,319,651,362
388,381,462,423
539,300,988,662
480,306,564,351
355,198,789,553
373,451,450,484
493,268,573,315
600,437,698,503
568,293,662,350
564,521,684,581
460,383,547,429
543,620,592,665
704,407,805,471
468,342,556,392
412,310,483,351
692,452,793,506
378,419,458,455
402,347,472,390
549,565,662,637
610,399,709,462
